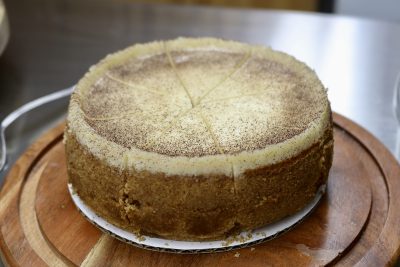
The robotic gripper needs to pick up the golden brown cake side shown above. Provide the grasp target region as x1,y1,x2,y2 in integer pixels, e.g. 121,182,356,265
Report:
65,121,333,241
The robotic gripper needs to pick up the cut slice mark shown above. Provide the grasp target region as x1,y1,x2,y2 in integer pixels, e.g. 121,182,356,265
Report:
198,110,237,192
230,163,238,194
105,73,166,96
164,42,195,108
195,50,252,105
118,166,131,224
198,110,224,155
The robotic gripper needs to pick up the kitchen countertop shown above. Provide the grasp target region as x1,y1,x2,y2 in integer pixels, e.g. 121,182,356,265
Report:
0,0,399,265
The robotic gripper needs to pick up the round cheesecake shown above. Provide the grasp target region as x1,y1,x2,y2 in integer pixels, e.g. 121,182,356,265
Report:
65,37,333,241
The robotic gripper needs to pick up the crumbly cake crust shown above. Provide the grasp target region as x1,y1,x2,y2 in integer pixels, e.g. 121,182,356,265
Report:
66,127,333,241
65,37,333,241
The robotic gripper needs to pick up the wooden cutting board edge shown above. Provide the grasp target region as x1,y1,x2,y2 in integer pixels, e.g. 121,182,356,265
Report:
333,113,400,266
0,123,65,267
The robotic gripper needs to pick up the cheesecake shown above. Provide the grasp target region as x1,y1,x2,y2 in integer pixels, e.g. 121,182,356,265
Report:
65,37,333,241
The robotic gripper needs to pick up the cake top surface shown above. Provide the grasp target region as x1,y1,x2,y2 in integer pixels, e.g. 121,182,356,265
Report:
67,38,330,176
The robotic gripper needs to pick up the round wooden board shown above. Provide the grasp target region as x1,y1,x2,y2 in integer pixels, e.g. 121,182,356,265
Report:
0,113,400,267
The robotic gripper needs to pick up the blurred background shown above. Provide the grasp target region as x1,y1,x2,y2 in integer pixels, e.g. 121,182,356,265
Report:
1,0,400,58
127,0,400,21
71,0,400,21
128,0,399,22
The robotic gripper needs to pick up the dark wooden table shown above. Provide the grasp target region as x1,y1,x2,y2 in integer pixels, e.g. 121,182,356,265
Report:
1,0,400,266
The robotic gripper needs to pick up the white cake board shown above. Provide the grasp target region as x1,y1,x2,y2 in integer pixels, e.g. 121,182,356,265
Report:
68,183,325,253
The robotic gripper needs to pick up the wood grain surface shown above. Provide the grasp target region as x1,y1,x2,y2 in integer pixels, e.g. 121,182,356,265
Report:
0,113,399,266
